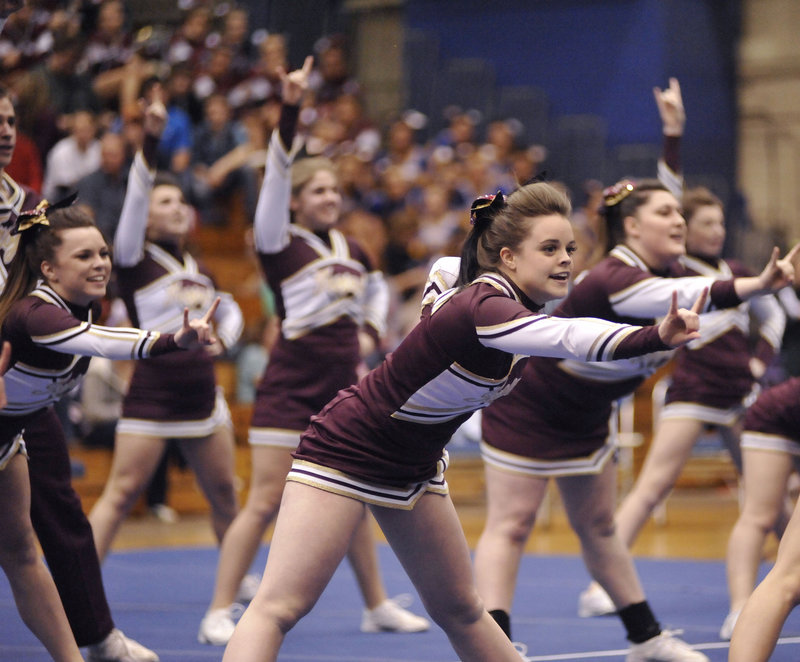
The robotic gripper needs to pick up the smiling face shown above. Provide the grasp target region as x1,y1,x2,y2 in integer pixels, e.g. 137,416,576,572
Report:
686,203,725,258
291,169,342,231
498,213,577,305
624,190,686,270
147,184,193,242
40,226,111,306
0,95,17,172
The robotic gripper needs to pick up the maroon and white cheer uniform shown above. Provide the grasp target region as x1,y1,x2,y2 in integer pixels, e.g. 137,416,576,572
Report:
740,377,800,455
287,267,673,509
113,152,243,437
0,284,180,458
248,118,389,447
660,253,784,425
0,171,118,646
480,245,744,477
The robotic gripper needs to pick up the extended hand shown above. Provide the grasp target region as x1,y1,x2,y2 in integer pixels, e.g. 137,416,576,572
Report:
278,55,314,106
657,289,706,347
174,298,220,349
758,244,800,292
653,77,685,137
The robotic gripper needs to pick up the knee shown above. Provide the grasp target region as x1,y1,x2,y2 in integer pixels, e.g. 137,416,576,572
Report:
249,595,313,635
0,527,40,571
242,486,283,525
571,510,616,542
487,508,537,546
426,588,485,632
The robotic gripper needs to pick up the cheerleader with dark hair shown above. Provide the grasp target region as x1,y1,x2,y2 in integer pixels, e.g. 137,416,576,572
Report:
0,84,160,662
471,174,798,661
219,84,709,659
0,203,218,661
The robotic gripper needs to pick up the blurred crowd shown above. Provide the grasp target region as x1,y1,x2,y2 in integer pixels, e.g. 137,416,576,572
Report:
0,1,566,323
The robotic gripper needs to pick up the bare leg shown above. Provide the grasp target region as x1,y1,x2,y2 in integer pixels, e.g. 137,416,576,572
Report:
345,511,388,608
177,425,238,544
725,447,794,614
558,461,646,608
207,444,292,611
88,432,167,561
729,499,800,662
614,417,705,549
222,482,366,662
0,454,83,662
473,464,549,612
373,492,522,662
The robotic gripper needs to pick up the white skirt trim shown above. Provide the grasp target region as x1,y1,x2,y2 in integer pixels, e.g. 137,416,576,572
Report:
248,427,301,448
0,434,27,471
479,440,616,477
741,431,800,456
286,451,450,510
659,401,744,427
116,388,232,438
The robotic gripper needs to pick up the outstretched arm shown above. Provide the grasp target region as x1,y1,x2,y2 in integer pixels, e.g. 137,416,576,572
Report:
654,77,685,198
114,93,167,266
734,243,800,300
252,56,314,254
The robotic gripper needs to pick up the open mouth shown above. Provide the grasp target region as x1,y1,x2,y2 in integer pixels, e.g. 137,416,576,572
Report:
549,273,570,282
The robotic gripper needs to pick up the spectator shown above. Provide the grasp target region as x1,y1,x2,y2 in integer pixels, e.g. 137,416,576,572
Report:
75,131,129,240
80,0,137,113
42,109,101,200
166,6,211,73
6,128,42,191
28,31,100,126
189,92,249,225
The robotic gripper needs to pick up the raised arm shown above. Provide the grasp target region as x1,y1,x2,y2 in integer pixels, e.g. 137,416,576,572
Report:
654,77,685,198
113,93,167,267
253,56,313,254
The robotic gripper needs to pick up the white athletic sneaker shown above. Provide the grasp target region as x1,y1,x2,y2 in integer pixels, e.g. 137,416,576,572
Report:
86,628,159,662
360,594,430,633
235,573,261,603
626,631,709,662
718,609,741,640
197,604,245,646
577,583,616,617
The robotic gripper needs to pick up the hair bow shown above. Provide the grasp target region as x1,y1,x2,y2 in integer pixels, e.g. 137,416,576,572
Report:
470,190,505,225
12,192,78,235
602,180,636,207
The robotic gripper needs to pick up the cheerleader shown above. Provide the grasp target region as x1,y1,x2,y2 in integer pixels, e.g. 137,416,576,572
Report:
0,85,158,662
87,91,243,564
198,56,428,645
220,166,709,660
472,177,797,662
0,203,216,660
728,377,800,662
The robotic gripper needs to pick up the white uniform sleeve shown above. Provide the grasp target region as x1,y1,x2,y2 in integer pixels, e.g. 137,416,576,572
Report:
33,321,165,360
420,256,461,310
214,291,244,350
114,152,155,267
657,158,683,200
777,287,800,319
749,293,786,349
610,275,715,318
478,313,647,362
363,270,389,338
253,129,303,254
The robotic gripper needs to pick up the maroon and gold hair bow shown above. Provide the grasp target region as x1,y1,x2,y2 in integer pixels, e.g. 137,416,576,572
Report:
11,192,78,235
